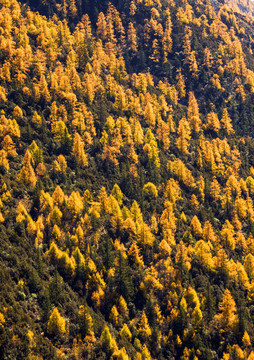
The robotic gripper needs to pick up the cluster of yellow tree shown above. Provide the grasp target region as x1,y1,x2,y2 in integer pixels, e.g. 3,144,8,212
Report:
2,0,254,358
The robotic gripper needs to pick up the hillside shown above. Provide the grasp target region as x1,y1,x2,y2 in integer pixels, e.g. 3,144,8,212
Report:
1,0,254,359
226,0,254,16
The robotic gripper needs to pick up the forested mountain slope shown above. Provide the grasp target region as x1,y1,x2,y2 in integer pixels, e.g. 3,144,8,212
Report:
2,0,254,359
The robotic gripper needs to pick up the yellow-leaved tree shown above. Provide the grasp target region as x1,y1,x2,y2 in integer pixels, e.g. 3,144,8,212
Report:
72,132,88,167
214,289,238,335
18,150,37,188
47,307,66,337
187,91,201,133
137,311,152,342
176,117,191,155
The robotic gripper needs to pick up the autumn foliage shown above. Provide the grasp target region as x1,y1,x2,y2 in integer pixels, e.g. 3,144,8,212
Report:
1,0,254,359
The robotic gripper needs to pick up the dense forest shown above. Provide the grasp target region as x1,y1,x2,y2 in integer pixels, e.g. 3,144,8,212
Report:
2,0,254,358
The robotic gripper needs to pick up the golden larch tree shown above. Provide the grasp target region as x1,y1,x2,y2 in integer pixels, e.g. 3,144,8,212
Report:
194,240,214,270
1,135,17,157
47,307,66,337
156,118,170,149
187,91,201,133
72,132,88,167
190,215,202,238
137,311,152,341
96,13,108,41
176,117,191,155
162,8,173,62
144,101,156,129
176,69,186,98
214,289,238,333
18,150,37,188
127,22,138,51
205,111,221,133
221,108,234,135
